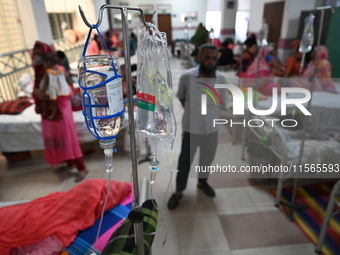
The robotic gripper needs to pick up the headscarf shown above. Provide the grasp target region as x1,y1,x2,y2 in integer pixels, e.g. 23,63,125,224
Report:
316,45,328,59
302,45,329,78
300,45,335,92
32,41,55,89
291,39,300,49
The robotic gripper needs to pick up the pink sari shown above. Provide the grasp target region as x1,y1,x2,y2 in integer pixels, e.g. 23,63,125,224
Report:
41,66,83,166
42,95,83,166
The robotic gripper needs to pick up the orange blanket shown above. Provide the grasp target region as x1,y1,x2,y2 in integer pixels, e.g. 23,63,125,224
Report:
0,179,131,255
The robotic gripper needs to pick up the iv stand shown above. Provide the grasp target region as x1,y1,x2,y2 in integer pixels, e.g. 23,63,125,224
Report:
79,5,151,255
277,5,335,221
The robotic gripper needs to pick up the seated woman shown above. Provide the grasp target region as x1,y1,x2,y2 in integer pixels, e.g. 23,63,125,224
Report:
301,45,336,92
242,45,282,96
234,35,258,77
283,39,302,77
283,45,337,93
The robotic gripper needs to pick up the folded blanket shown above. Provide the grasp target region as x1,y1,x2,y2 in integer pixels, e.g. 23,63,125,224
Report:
66,193,133,254
0,179,131,255
0,98,33,115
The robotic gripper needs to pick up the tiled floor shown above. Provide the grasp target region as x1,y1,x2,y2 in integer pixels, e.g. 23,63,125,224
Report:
0,56,318,254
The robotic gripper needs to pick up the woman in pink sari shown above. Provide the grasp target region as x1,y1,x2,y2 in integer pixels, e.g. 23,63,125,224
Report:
301,45,336,92
242,45,283,96
32,45,88,182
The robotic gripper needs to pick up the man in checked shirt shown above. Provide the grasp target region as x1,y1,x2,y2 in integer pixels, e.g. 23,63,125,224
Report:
168,44,228,210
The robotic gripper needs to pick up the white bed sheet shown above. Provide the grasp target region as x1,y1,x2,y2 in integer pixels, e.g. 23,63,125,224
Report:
0,104,131,153
0,104,100,152
0,104,98,152
286,138,340,165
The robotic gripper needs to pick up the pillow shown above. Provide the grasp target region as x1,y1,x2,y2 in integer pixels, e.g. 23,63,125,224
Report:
0,98,33,115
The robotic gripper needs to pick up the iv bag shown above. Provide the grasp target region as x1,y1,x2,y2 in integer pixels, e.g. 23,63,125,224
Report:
78,55,124,140
259,18,268,46
299,14,314,53
136,23,174,141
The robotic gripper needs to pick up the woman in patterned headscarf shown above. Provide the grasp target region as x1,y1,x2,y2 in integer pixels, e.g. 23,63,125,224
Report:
301,45,336,92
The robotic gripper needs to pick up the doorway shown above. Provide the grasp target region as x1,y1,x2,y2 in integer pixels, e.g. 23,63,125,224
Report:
263,1,284,45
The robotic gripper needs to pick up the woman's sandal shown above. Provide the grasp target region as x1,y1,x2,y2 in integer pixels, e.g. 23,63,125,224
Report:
74,170,89,182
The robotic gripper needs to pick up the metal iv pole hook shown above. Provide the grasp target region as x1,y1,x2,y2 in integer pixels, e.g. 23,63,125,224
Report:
78,4,151,29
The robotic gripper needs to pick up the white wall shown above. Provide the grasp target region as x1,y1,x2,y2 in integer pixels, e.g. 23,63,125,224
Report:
238,0,251,10
74,0,98,35
93,0,110,33
17,0,54,48
221,0,237,29
219,0,238,42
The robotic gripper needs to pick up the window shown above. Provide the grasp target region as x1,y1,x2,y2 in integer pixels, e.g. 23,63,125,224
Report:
48,13,73,40
205,11,221,39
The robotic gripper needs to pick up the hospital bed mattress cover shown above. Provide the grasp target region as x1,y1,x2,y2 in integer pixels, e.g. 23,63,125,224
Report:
0,104,97,152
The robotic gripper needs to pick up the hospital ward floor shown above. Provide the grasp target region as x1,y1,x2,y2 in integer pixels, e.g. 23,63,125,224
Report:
0,56,318,255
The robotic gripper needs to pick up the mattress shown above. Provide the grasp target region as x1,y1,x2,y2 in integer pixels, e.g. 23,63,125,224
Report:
0,104,130,152
286,138,340,166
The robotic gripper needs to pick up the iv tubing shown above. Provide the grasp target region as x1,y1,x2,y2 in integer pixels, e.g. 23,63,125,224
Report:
92,171,112,254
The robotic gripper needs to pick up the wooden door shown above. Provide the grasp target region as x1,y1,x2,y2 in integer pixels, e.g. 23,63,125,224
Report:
144,14,172,45
144,14,153,23
263,1,285,45
158,14,172,45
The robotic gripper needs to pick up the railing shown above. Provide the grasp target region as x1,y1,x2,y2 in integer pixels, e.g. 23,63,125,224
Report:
0,39,85,102
53,38,85,63
0,49,34,102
